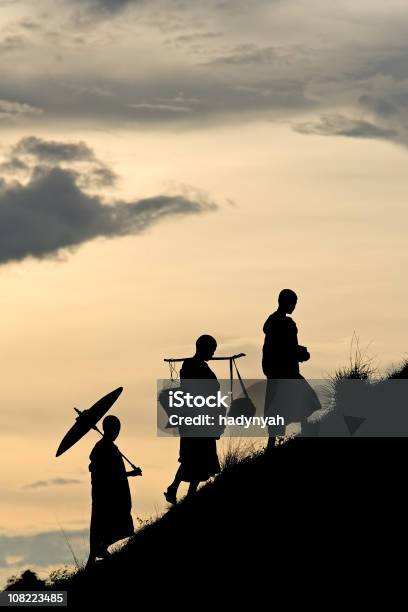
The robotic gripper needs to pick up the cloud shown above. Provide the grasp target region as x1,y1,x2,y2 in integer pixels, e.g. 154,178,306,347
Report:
129,103,192,113
3,136,117,189
0,72,312,125
23,478,82,490
18,19,42,31
167,31,222,46
0,529,88,568
0,137,217,266
293,114,397,140
0,1,313,125
359,94,398,118
0,35,25,54
79,0,142,14
0,157,29,175
93,0,137,8
12,137,96,164
0,100,42,123
3,0,408,147
205,45,282,67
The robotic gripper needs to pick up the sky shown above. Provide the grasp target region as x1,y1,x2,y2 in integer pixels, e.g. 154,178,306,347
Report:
1,0,408,585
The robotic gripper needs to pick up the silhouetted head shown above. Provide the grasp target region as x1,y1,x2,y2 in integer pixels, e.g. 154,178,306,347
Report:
195,334,217,361
102,415,121,441
278,289,298,314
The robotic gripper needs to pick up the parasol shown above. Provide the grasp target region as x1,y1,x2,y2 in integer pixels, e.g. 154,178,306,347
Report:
56,387,138,470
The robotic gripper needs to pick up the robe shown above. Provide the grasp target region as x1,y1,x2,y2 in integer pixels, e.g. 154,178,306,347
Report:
262,311,319,429
262,311,300,379
177,357,222,482
89,438,134,553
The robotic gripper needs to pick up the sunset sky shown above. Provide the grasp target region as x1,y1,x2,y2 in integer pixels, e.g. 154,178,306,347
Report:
1,0,408,584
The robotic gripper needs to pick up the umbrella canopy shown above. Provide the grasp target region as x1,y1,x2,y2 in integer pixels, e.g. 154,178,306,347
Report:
56,387,123,457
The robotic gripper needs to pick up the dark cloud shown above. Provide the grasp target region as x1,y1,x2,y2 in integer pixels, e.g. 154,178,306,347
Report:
78,0,249,16
0,35,25,54
87,165,118,188
0,137,217,266
3,136,117,189
0,529,88,568
0,157,29,175
0,71,312,125
80,0,142,13
79,0,274,18
124,76,311,120
205,45,281,66
129,103,192,113
18,19,41,31
23,478,82,490
363,46,408,81
3,1,407,147
12,137,95,164
359,94,398,117
0,99,42,123
293,114,397,140
168,31,222,46
93,0,136,7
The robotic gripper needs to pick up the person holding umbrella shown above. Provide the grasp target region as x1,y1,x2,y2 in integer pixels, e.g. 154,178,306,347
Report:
86,415,142,567
56,387,143,567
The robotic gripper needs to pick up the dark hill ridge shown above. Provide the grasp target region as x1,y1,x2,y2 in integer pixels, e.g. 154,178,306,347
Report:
6,356,408,604
6,437,407,605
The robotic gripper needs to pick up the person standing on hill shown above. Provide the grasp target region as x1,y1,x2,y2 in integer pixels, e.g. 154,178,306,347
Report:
164,335,222,504
86,415,142,567
262,289,311,454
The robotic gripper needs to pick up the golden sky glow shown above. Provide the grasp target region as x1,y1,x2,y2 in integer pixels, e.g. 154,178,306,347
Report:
1,0,408,583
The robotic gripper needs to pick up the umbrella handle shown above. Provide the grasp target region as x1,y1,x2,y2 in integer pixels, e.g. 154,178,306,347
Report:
119,454,138,471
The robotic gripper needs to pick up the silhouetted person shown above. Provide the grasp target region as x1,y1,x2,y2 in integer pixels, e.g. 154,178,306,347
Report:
164,335,221,504
262,289,310,454
87,415,142,567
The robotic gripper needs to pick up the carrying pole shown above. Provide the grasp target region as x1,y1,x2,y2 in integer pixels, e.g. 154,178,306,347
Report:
164,353,246,363
164,353,247,404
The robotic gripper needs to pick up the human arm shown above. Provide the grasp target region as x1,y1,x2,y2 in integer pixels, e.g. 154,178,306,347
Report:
298,345,310,362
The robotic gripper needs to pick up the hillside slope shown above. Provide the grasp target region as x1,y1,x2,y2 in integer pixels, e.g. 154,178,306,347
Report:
6,436,405,605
